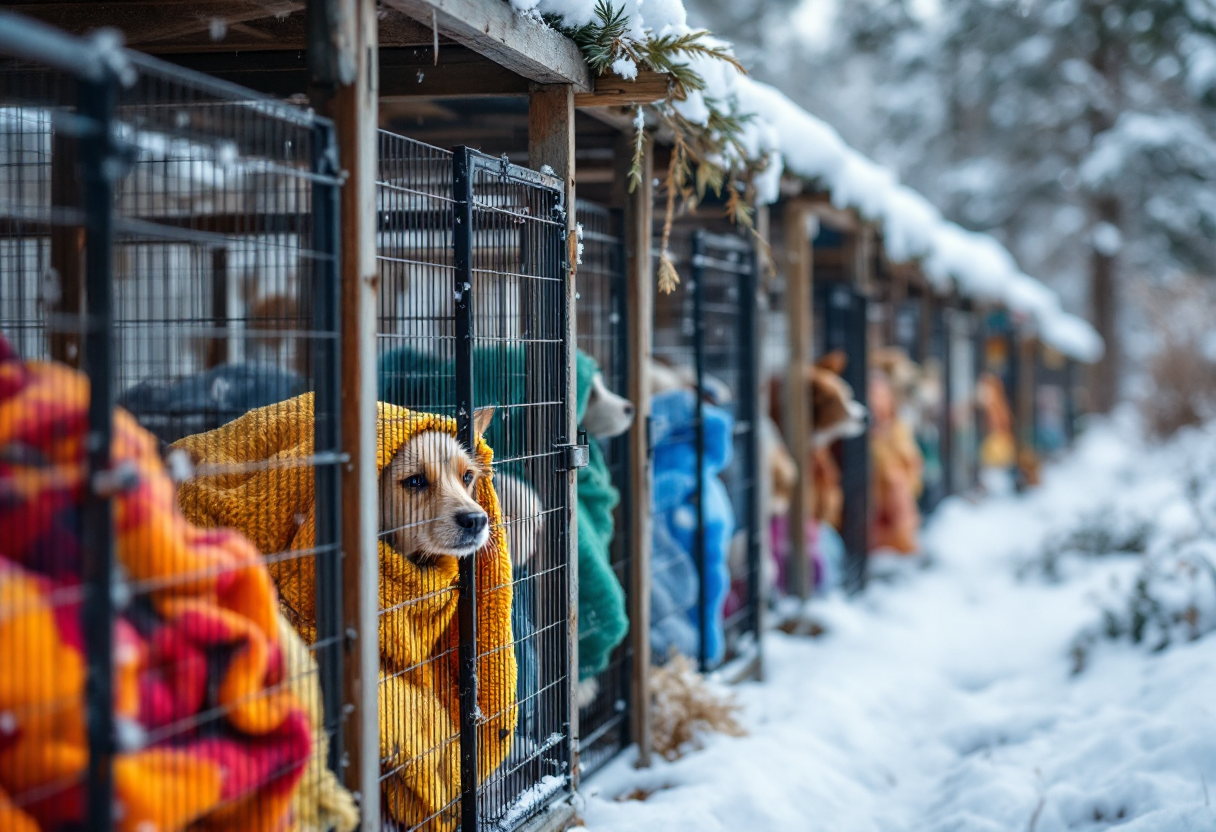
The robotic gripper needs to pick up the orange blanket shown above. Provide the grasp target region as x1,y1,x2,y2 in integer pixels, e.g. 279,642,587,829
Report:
0,338,310,832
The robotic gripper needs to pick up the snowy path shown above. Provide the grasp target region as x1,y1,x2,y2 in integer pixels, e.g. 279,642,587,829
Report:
580,421,1216,831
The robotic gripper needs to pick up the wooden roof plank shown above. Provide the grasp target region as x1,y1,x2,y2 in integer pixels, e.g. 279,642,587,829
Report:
379,0,591,90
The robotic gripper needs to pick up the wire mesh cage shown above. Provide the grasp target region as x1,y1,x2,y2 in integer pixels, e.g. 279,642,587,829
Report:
650,225,761,675
0,20,346,832
572,199,632,778
815,281,869,590
374,131,573,831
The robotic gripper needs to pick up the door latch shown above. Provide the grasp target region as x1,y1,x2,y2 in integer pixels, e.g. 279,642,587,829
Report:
557,430,589,471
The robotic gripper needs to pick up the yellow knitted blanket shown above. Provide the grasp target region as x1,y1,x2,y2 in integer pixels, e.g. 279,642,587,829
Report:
173,394,517,829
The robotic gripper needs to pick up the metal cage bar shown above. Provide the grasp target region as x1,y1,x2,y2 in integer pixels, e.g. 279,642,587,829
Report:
0,20,347,832
817,282,870,591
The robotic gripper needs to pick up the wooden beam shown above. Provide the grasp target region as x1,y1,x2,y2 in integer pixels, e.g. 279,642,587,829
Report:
5,0,303,46
783,201,814,602
167,46,530,99
381,0,591,90
574,70,671,108
620,128,653,767
528,80,580,784
309,0,380,828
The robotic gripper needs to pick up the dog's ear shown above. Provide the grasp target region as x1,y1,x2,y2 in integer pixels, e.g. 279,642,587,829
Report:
817,350,848,375
472,406,495,437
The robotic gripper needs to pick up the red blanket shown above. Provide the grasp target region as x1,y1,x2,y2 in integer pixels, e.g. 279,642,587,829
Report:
0,337,311,832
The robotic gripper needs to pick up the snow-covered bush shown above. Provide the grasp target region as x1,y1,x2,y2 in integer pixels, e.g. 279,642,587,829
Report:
1018,506,1152,582
1073,466,1216,670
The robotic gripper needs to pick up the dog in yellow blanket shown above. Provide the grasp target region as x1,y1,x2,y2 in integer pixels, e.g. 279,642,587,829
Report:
173,395,516,830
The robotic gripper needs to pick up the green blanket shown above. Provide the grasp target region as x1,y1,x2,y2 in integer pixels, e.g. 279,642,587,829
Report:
575,350,629,679
378,346,628,679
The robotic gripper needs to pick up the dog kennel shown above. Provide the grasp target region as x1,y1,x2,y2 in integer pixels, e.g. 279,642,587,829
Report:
374,129,576,831
572,198,635,777
0,21,349,831
651,223,763,677
814,279,869,590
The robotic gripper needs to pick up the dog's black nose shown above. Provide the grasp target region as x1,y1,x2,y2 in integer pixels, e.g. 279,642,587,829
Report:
624,403,636,418
455,511,488,535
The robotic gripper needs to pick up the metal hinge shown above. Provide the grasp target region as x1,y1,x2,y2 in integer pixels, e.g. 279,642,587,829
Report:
557,430,589,471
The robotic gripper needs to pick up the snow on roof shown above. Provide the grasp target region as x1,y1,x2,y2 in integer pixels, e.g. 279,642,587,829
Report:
515,0,1103,362
731,74,1104,363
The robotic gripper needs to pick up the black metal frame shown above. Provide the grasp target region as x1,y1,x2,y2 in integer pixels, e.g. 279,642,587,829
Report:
0,18,345,831
457,145,573,832
816,281,869,591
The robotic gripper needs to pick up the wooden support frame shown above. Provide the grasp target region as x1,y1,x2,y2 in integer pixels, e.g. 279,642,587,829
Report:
308,0,380,828
783,200,815,602
617,128,654,767
382,0,590,89
527,82,582,801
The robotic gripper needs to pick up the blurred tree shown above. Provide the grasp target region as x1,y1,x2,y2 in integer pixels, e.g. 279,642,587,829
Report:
740,0,1216,411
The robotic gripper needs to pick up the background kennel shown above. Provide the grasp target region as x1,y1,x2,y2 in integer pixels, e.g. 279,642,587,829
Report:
374,130,577,831
813,279,869,590
651,223,763,678
0,20,348,832
572,197,635,778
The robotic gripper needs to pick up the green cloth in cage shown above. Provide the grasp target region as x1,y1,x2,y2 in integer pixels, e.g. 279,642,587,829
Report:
378,344,528,477
575,350,629,680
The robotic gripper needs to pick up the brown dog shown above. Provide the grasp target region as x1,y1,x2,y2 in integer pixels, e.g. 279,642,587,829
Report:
768,351,869,529
379,406,495,564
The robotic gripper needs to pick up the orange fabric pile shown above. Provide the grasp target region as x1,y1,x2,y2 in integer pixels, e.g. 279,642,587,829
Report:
869,371,924,554
0,338,310,832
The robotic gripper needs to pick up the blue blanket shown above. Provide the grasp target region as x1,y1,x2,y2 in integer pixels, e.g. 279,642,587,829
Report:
649,389,736,666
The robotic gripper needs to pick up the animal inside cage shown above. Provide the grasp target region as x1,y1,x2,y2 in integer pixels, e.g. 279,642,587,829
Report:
374,130,573,832
572,198,632,778
0,23,347,832
651,226,761,675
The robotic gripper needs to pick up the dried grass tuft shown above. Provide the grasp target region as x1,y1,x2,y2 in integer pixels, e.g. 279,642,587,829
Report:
649,654,746,760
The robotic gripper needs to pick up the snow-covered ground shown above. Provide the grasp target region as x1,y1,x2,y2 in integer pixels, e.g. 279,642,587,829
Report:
579,415,1216,831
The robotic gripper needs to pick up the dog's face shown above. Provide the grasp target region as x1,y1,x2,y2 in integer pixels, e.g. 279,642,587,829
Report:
583,371,635,439
810,351,869,448
379,407,494,563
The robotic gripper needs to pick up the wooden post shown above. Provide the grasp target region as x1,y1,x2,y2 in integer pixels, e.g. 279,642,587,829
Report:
620,129,653,767
528,81,580,784
783,201,814,602
308,0,379,828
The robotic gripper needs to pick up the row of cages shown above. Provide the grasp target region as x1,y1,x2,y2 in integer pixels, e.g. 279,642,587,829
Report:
0,30,771,832
0,19,1087,832
757,221,1088,594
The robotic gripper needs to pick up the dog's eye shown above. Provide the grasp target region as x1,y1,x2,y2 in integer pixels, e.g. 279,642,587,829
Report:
402,473,427,490
463,470,475,487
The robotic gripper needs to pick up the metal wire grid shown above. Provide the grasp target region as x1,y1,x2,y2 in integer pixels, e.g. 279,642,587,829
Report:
649,229,701,668
373,134,572,831
374,129,465,832
572,199,631,777
0,36,345,832
815,281,870,591
649,227,762,674
464,148,569,832
692,230,761,672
